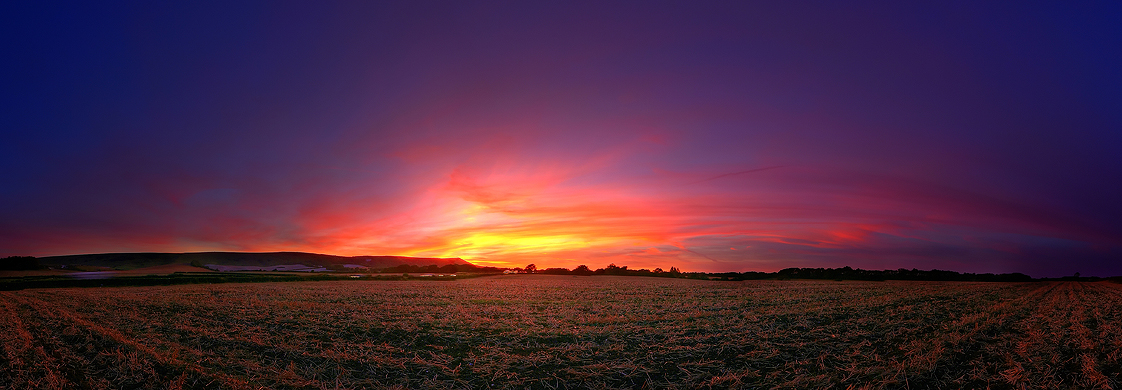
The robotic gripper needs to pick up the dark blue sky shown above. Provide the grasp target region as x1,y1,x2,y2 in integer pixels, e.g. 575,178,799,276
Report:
3,2,1121,277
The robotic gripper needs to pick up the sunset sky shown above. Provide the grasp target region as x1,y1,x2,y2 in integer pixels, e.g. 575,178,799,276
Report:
3,2,1121,277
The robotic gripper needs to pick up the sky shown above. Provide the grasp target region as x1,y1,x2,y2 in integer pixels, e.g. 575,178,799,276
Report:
2,2,1121,277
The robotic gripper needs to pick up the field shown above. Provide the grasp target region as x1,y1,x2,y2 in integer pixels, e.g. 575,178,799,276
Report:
2,276,1119,389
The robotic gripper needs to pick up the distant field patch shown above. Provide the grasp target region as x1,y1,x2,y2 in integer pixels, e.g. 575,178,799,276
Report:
204,263,328,272
1,276,1119,389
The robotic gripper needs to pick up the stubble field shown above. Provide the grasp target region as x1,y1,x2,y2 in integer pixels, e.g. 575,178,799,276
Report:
2,276,1119,389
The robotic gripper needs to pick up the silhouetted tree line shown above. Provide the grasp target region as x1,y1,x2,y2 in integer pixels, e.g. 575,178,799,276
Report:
769,266,1032,282
379,263,505,274
1,256,41,270
526,264,1033,282
539,264,689,278
1039,272,1109,282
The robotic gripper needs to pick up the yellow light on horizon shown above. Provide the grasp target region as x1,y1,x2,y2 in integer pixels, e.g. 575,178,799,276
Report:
456,233,589,252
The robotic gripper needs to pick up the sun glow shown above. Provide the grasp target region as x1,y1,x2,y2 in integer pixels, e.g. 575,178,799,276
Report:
397,193,651,268
458,233,589,252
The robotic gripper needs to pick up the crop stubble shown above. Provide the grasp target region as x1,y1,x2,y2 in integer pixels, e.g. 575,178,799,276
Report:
1,276,1119,389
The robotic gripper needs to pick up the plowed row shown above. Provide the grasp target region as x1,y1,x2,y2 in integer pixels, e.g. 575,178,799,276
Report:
2,276,1118,389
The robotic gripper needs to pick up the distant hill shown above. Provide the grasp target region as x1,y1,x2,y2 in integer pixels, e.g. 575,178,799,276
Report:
37,252,470,270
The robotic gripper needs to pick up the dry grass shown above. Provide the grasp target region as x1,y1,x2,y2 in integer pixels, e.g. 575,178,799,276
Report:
1,276,1118,389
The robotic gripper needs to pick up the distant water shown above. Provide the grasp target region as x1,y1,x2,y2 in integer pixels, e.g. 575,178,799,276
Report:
68,271,118,279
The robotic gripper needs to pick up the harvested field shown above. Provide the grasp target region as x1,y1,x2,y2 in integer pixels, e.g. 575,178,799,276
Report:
1,276,1119,389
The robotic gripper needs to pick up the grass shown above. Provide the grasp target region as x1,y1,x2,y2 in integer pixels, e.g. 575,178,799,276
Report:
1,275,1119,389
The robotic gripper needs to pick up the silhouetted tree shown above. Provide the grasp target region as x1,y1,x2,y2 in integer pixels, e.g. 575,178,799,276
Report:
572,265,593,276
603,263,628,275
524,264,537,273
1,256,40,270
